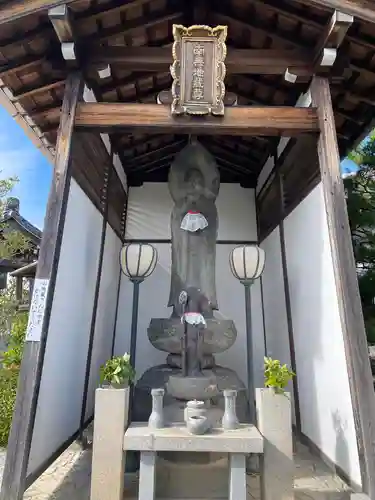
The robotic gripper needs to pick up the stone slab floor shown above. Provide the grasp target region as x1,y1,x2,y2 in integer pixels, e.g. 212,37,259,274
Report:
0,440,352,500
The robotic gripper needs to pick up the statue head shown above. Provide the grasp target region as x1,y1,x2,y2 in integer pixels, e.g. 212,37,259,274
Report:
185,168,204,189
169,142,220,204
185,168,205,200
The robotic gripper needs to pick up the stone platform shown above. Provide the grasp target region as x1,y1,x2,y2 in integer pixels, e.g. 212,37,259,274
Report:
124,423,263,499
16,435,352,500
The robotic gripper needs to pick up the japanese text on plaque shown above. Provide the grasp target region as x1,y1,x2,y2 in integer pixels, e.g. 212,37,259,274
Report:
26,279,49,342
191,43,205,101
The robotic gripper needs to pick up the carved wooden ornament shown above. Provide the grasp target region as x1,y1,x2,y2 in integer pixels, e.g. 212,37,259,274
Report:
170,24,227,116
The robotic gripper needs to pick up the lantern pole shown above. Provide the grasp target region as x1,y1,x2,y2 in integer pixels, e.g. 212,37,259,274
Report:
120,243,158,421
127,278,142,431
242,278,256,424
129,279,142,371
229,244,265,426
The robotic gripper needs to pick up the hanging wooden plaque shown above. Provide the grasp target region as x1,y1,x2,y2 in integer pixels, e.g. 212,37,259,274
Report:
171,24,227,116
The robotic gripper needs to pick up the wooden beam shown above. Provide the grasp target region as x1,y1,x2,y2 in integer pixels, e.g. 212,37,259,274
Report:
86,47,314,76
74,103,319,136
93,9,182,45
12,79,65,101
200,140,259,171
0,0,78,25
129,153,177,174
310,76,375,498
31,104,61,123
297,0,375,25
0,56,45,78
0,72,83,500
124,140,186,171
157,89,238,106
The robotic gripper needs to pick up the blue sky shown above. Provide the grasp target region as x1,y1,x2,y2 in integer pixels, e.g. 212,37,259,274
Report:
0,105,361,231
0,105,52,230
342,157,359,176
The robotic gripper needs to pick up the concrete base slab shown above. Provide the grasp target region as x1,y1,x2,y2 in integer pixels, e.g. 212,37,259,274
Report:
22,431,352,500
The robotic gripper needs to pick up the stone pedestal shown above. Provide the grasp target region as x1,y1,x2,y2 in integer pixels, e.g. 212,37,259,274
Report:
256,388,294,500
91,387,129,500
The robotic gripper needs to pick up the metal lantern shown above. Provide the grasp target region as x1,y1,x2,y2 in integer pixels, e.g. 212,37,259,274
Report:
120,243,158,282
229,245,265,284
229,244,265,429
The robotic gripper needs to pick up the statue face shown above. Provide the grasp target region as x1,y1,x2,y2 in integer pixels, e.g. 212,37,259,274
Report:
185,168,204,194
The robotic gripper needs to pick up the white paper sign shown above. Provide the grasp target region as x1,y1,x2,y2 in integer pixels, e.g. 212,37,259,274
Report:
26,279,50,342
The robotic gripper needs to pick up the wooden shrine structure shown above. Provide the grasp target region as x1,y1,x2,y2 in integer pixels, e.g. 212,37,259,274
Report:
1,0,375,499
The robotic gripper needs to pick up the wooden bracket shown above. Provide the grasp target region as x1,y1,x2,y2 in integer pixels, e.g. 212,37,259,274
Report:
49,4,79,67
98,64,112,79
313,10,353,70
284,68,298,84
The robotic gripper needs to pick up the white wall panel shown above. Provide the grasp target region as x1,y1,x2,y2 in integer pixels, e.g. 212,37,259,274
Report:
260,227,291,368
85,225,122,419
125,183,257,241
260,227,295,421
284,183,361,486
28,180,102,476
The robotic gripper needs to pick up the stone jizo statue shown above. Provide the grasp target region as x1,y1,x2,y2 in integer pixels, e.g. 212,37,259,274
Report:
168,140,220,319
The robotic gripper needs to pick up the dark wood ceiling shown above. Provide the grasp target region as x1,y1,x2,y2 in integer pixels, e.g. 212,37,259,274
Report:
1,0,375,186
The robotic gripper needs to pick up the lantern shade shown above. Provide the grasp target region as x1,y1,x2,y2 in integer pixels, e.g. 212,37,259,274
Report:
229,245,265,282
120,243,157,280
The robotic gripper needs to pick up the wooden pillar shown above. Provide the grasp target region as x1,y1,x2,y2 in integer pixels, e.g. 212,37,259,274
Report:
0,72,83,500
278,172,301,431
28,278,34,308
310,76,375,496
15,276,22,302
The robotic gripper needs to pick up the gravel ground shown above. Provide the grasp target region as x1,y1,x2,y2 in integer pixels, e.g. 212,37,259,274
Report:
0,439,352,500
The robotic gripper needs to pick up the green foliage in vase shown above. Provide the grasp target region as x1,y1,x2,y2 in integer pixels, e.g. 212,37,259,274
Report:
99,353,135,386
264,357,295,394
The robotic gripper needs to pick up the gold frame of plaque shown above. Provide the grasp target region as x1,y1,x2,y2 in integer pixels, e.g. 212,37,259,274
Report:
170,24,228,116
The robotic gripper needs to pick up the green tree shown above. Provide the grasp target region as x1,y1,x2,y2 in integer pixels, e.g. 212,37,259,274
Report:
0,175,30,338
0,175,30,260
345,134,375,343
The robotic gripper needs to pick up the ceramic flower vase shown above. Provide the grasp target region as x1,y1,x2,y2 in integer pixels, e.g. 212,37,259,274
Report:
148,388,165,429
222,389,239,430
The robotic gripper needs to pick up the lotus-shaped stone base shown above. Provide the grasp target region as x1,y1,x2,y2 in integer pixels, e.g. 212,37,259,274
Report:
148,316,237,355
